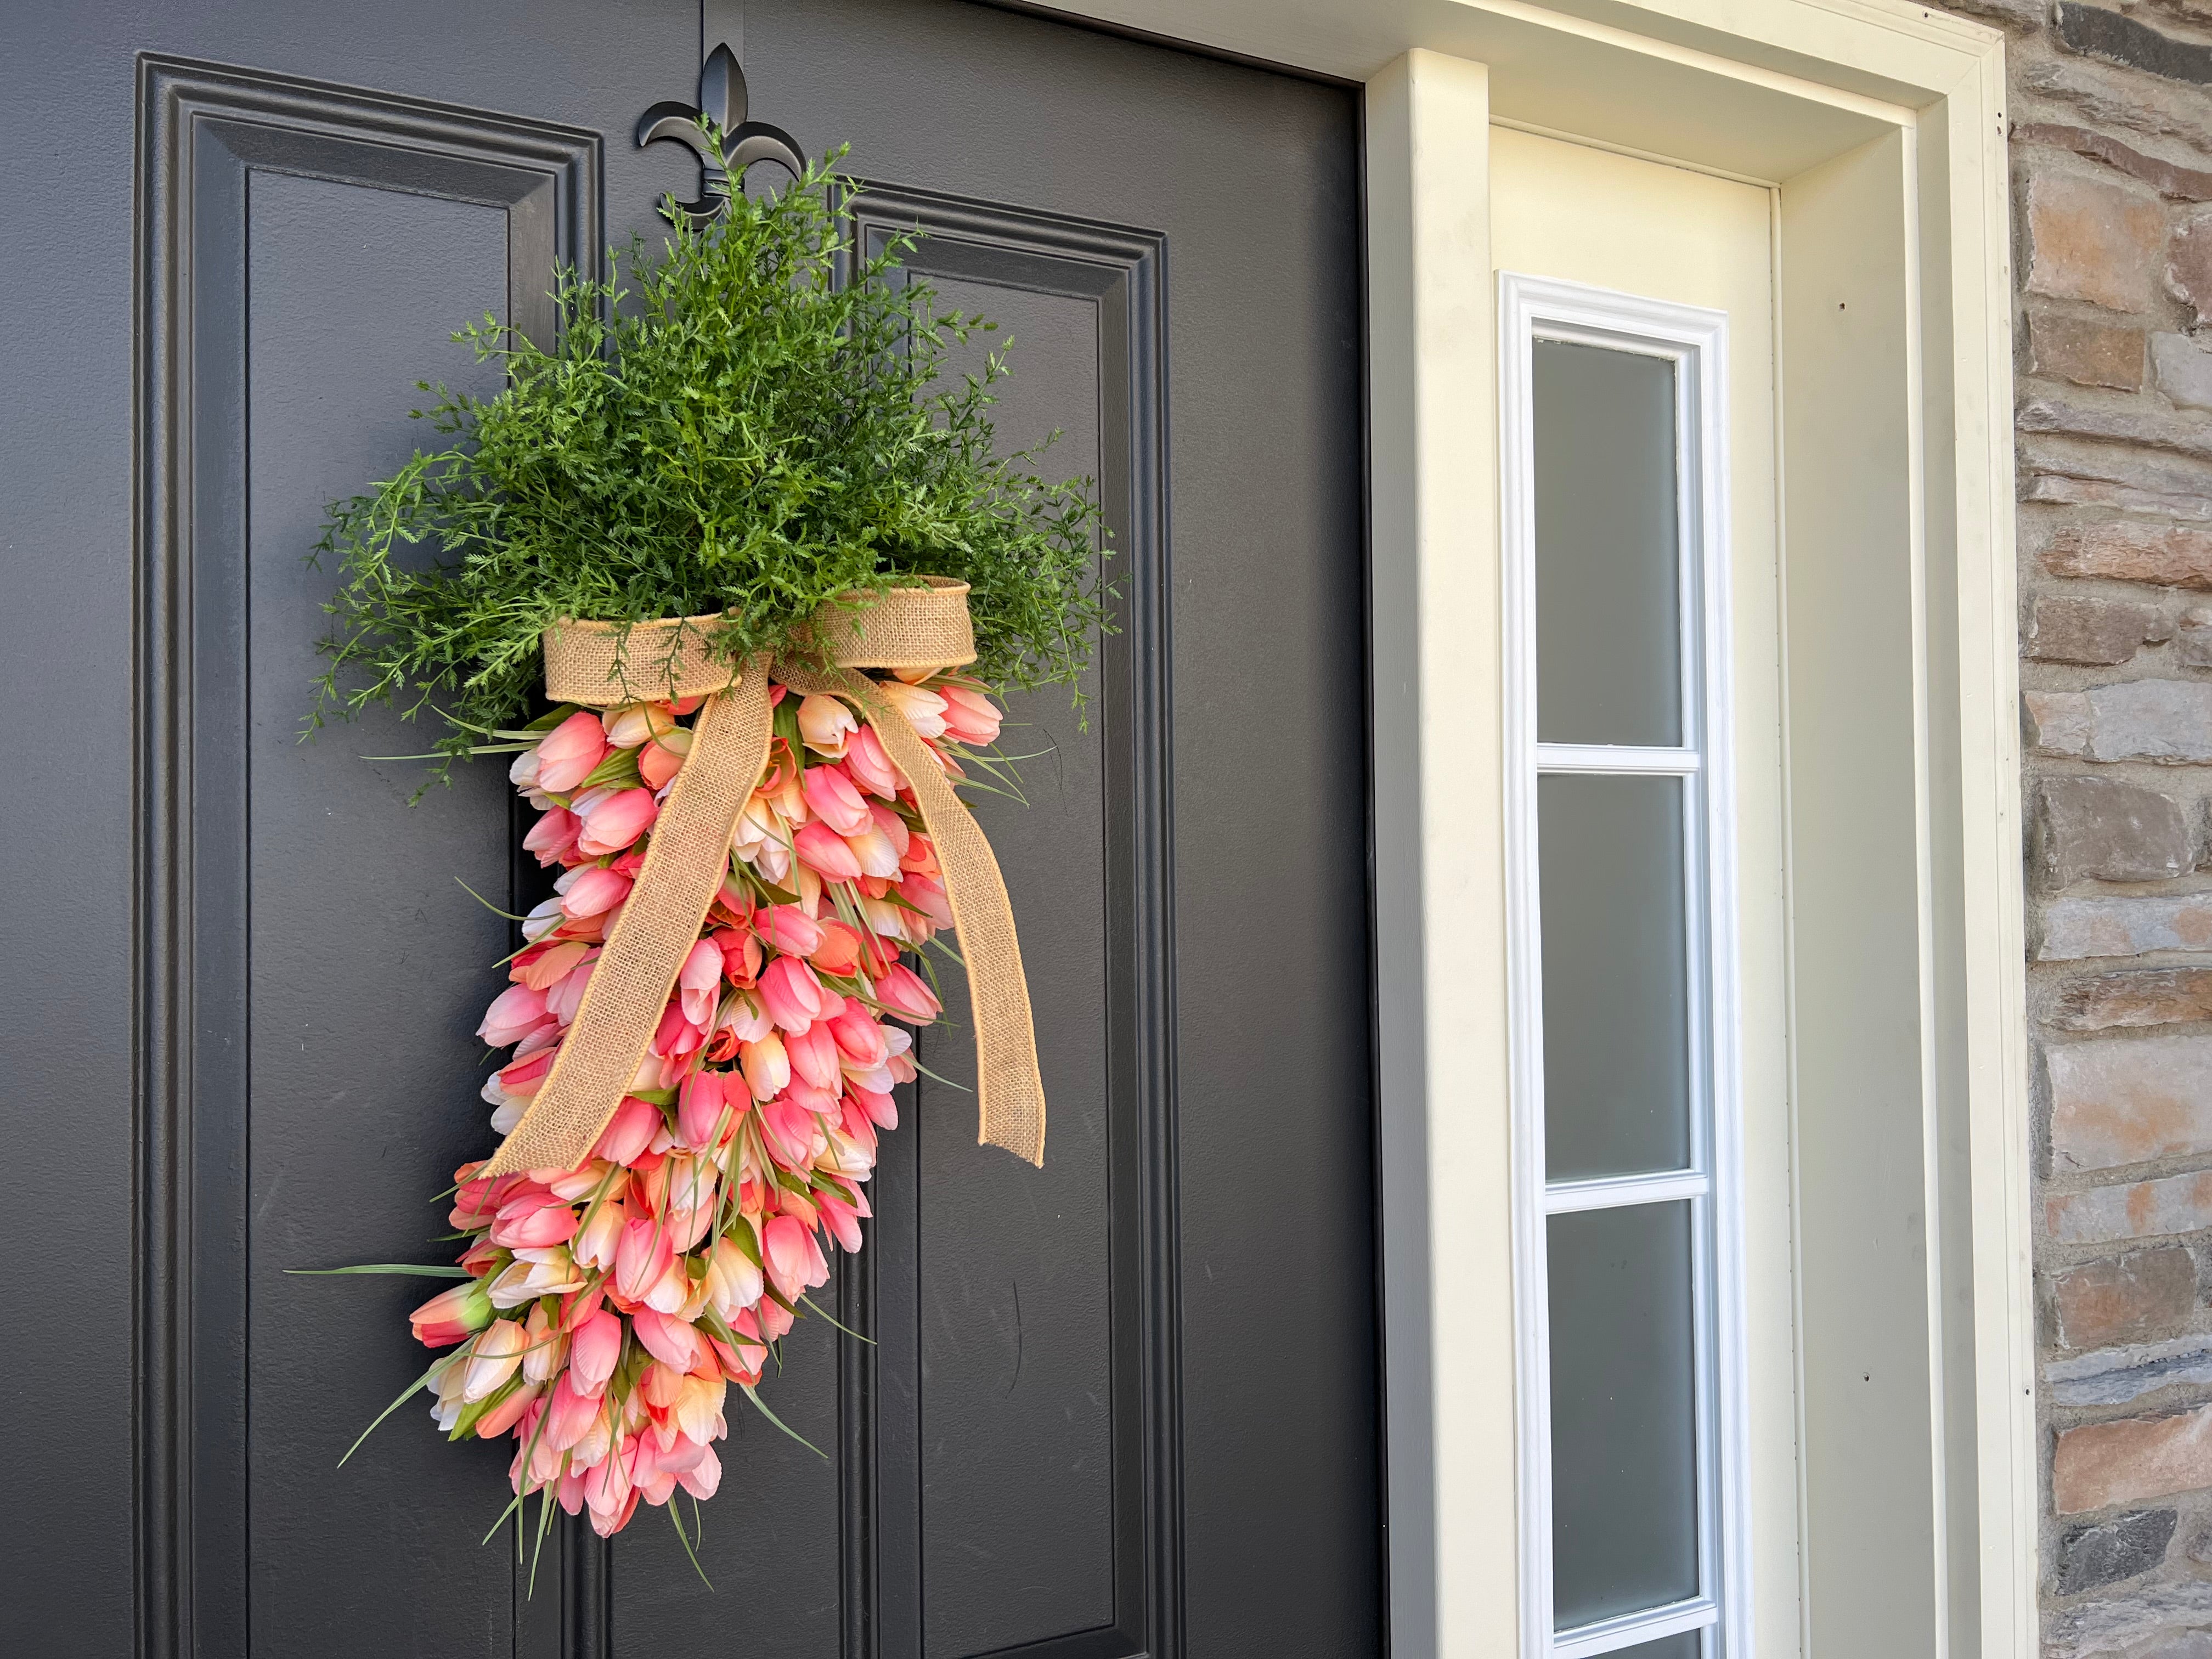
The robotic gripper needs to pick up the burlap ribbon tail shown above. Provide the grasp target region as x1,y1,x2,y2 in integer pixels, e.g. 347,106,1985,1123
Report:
481,579,1045,1177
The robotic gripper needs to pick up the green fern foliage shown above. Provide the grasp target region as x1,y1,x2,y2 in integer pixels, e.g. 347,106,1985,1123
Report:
307,145,1105,776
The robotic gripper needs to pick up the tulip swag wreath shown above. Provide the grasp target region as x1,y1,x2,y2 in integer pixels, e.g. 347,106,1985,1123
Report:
298,142,1102,1578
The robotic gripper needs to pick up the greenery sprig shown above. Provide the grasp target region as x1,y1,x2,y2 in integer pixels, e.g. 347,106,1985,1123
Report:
307,142,1106,777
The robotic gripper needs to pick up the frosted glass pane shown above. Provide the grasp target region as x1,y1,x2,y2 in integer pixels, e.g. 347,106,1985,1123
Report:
1538,774,1691,1180
1549,1202,1700,1628
1607,1634,1702,1659
1534,340,1681,747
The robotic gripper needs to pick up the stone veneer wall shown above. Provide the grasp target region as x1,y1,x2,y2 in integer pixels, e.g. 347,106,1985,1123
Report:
1939,0,2212,1650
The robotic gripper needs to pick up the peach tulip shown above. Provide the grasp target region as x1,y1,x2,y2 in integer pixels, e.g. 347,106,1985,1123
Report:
740,1032,790,1101
602,702,675,749
798,693,857,756
639,725,693,790
872,679,948,739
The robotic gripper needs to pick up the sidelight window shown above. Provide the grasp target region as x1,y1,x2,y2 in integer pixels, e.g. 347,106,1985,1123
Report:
1500,275,1750,1659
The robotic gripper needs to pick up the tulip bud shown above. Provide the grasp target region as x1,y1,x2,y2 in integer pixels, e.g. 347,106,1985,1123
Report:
872,680,949,740
461,1318,528,1402
602,702,676,749
535,710,611,793
575,787,659,859
740,1033,790,1101
639,726,693,790
568,1308,624,1396
871,963,942,1023
410,1278,496,1348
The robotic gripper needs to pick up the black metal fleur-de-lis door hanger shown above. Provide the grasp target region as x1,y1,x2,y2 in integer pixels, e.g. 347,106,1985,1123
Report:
636,42,805,226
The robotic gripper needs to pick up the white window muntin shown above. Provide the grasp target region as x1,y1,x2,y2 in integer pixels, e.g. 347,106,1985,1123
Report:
1499,273,1750,1659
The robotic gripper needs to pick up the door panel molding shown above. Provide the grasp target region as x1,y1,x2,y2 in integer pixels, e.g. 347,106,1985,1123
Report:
132,55,600,1658
833,181,1180,1659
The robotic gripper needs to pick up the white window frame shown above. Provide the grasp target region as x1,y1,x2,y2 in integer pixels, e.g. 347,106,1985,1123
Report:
1499,273,1751,1659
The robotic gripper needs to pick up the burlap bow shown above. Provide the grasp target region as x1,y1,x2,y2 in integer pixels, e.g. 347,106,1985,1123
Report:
480,577,1045,1178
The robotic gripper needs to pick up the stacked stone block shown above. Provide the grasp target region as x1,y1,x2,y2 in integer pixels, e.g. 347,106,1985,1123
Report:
1942,0,2212,1648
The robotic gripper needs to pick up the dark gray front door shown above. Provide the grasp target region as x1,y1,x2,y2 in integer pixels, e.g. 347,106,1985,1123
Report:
0,3,1375,1655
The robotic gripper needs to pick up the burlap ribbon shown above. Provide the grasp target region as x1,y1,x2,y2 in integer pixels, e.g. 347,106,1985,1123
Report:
481,578,1045,1177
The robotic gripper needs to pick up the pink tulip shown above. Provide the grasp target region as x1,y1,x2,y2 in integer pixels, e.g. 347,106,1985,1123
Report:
797,693,857,756
592,1094,661,1166
584,1447,635,1534
817,1186,870,1253
410,1279,494,1348
544,956,597,1026
830,1003,891,1070
740,1033,790,1100
757,903,823,958
678,1442,723,1500
761,1215,831,1302
536,711,610,793
631,1307,702,1373
758,1093,824,1167
759,954,828,1033
569,1308,624,1395
577,787,659,857
602,702,675,749
848,1084,899,1132
872,679,949,740
543,1370,601,1448
786,1021,843,1093
559,865,632,919
899,871,953,931
478,984,551,1047
843,723,901,797
872,963,941,1023
793,820,863,882
638,726,692,789
495,1049,556,1103
676,1069,734,1149
489,1190,578,1249
937,683,1003,746
614,1217,688,1313
678,939,723,1028
522,807,582,867
461,1318,528,1402
802,763,873,836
